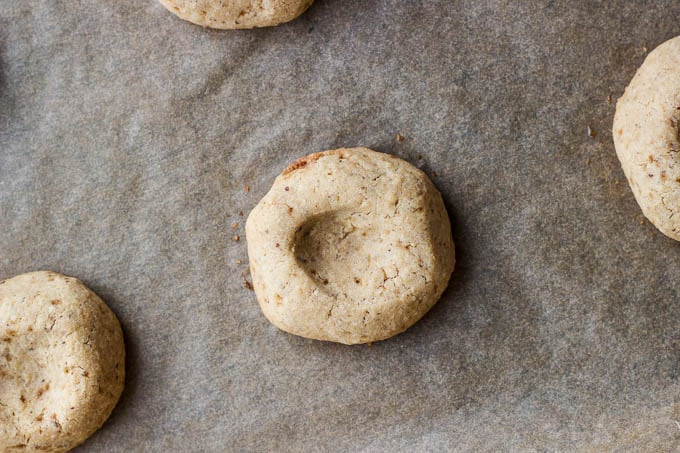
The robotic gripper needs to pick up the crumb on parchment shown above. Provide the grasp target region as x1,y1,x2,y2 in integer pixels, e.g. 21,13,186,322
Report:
242,274,253,290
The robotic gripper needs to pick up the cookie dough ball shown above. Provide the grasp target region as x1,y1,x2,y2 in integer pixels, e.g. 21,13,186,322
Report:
613,36,680,240
158,0,314,29
0,271,125,452
246,148,455,344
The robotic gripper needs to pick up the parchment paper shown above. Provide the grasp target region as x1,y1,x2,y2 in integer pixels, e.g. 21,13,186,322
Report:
2,1,680,451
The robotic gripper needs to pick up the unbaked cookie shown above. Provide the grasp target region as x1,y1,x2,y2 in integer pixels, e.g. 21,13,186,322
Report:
613,35,680,240
0,271,125,452
158,0,314,29
246,148,455,344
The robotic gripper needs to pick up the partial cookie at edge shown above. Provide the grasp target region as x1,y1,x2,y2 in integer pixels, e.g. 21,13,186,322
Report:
158,0,314,29
0,271,125,452
613,35,680,240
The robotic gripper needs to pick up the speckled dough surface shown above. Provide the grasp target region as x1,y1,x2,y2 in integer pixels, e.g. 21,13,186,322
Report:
613,35,680,241
0,271,125,452
246,148,455,345
158,0,314,29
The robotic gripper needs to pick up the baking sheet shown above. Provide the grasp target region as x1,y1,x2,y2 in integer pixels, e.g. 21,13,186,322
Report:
2,1,680,451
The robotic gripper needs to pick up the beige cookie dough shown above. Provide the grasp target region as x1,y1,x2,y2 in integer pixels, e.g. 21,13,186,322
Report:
613,35,680,240
246,148,455,345
158,0,314,29
0,271,125,452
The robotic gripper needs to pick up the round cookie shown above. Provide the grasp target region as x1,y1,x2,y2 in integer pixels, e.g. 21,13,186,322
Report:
246,148,455,345
613,35,680,241
0,271,125,452
158,0,314,29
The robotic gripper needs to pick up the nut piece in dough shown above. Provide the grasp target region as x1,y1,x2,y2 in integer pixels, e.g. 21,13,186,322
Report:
0,271,125,452
613,35,680,240
158,0,314,29
246,148,455,345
